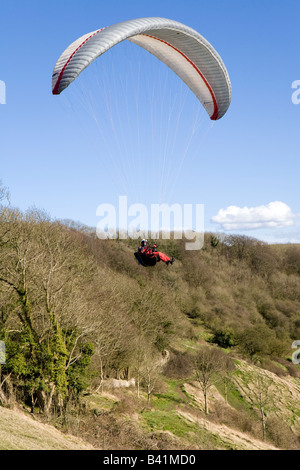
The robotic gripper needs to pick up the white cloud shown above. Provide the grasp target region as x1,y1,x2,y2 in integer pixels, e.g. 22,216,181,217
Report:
211,201,297,231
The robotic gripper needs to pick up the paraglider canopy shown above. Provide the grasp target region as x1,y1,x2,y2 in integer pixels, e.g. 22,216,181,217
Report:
52,17,231,120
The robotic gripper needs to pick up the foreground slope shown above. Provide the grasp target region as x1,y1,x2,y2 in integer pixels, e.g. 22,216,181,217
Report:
0,406,94,450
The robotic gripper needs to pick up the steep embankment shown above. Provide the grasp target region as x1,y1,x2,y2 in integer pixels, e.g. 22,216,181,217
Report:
0,406,94,450
177,410,278,450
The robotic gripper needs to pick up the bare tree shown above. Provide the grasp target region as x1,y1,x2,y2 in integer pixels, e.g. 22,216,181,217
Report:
0,208,100,412
194,346,225,415
247,374,274,441
141,352,162,407
0,180,10,205
221,355,236,404
132,338,148,399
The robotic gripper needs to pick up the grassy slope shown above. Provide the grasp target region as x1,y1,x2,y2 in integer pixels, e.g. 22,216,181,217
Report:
2,353,297,450
81,354,300,450
0,406,94,450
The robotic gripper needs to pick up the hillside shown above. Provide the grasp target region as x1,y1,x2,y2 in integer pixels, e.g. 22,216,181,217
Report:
0,406,94,450
0,208,300,449
1,354,298,450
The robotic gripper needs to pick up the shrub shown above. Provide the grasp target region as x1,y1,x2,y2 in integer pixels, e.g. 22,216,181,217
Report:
163,352,193,379
211,328,237,349
266,416,299,449
237,325,274,359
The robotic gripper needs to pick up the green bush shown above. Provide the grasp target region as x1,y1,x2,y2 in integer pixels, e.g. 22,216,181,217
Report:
211,328,237,349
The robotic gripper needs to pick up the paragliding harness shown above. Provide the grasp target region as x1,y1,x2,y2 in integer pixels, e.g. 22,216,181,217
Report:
134,246,160,267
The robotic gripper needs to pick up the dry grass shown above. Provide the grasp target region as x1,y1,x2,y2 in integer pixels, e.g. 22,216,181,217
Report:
0,406,94,450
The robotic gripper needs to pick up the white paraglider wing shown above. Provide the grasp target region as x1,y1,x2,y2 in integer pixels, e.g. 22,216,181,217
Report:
52,17,231,120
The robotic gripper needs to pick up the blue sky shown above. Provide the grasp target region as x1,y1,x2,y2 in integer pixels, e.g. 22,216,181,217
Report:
1,0,300,243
